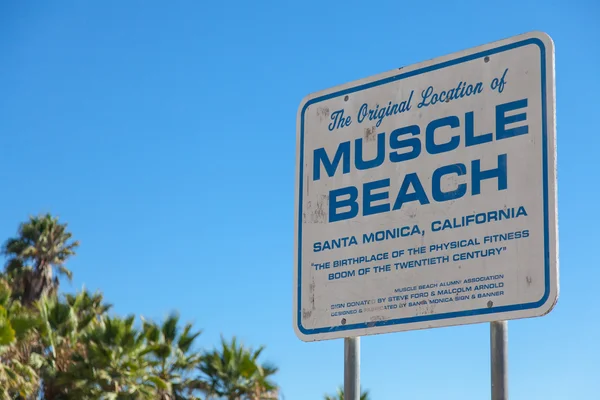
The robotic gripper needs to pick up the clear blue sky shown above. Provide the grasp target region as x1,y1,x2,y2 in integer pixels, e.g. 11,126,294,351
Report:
0,1,598,399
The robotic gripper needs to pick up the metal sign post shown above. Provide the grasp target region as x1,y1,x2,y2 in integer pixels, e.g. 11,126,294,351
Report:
294,30,557,399
344,337,360,400
490,321,508,400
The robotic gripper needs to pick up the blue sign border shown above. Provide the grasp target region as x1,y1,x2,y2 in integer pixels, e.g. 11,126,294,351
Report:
297,37,551,336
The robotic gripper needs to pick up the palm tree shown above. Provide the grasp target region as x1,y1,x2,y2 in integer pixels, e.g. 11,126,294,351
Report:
0,307,38,400
142,312,203,400
324,386,370,400
36,291,110,399
2,214,79,305
0,278,40,399
198,336,278,400
56,315,157,399
64,289,112,331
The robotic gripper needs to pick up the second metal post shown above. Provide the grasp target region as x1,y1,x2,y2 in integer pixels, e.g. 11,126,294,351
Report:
490,321,508,400
344,337,360,400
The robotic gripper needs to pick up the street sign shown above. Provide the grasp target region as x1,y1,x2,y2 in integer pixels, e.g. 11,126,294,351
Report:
294,31,558,342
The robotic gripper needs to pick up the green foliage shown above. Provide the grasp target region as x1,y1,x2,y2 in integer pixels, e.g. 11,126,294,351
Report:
55,315,158,399
0,278,40,399
198,336,279,400
0,214,287,400
0,306,16,345
142,312,204,399
2,213,80,304
36,292,107,399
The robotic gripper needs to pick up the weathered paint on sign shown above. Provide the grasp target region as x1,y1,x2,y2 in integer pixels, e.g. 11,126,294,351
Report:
293,31,558,342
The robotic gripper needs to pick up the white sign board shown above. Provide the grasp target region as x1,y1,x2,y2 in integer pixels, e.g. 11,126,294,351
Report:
294,31,558,342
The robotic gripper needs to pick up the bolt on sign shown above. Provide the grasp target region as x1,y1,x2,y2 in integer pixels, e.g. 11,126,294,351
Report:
293,31,558,342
